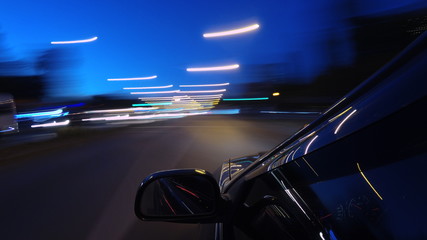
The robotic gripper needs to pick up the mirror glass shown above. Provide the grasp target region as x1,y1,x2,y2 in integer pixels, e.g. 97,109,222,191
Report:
139,174,217,217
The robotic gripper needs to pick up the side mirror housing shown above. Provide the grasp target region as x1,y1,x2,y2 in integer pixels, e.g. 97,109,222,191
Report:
134,169,223,223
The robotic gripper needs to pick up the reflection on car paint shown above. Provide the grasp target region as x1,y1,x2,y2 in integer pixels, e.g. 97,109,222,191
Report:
356,163,383,201
334,109,357,134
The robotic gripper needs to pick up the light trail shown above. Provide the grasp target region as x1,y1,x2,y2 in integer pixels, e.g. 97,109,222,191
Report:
334,109,357,134
107,75,157,81
15,109,63,119
185,94,223,99
138,97,175,101
138,94,223,101
0,127,15,133
31,120,70,128
82,112,208,121
175,185,200,198
82,114,130,121
132,102,172,107
223,97,268,101
203,24,260,38
51,36,98,44
208,109,240,115
179,89,226,94
130,90,180,95
84,107,157,114
304,135,319,155
186,64,239,72
123,85,173,90
357,163,383,200
179,83,229,87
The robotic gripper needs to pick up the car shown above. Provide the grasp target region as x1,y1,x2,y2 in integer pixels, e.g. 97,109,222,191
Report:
0,93,19,135
134,31,427,240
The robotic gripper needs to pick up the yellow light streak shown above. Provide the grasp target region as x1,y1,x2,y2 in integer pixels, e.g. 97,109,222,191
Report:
357,163,383,200
329,107,352,123
195,169,206,174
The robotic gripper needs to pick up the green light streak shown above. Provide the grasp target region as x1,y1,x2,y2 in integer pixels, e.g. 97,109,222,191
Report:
222,97,269,101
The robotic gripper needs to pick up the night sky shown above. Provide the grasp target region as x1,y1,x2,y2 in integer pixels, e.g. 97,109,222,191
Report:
1,0,426,98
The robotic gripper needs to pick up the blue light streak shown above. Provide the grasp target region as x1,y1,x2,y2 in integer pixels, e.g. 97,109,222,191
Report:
15,109,63,119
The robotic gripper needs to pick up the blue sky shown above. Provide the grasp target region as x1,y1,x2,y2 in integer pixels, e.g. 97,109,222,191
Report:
1,0,426,98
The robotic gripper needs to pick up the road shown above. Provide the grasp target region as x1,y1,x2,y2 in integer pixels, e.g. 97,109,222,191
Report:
0,115,314,240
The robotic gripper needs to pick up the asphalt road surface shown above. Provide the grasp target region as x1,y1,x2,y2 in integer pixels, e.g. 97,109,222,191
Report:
0,115,315,240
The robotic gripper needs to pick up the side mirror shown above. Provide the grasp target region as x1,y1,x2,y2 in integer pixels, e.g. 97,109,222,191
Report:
134,169,223,223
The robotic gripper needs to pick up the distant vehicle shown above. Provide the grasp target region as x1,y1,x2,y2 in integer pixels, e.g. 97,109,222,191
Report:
134,32,427,240
0,93,18,135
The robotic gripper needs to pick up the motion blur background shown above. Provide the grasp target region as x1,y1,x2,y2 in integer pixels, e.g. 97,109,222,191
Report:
1,0,427,104
0,0,427,239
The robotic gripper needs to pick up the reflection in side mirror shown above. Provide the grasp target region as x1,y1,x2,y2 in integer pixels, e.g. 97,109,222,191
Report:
135,169,222,223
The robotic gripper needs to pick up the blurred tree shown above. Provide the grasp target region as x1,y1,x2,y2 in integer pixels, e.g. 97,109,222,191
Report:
0,26,12,62
35,47,81,99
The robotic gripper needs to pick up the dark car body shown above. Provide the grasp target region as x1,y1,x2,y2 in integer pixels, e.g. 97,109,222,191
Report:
135,32,427,240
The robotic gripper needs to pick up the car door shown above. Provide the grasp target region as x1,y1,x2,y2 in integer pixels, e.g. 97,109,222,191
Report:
222,33,427,240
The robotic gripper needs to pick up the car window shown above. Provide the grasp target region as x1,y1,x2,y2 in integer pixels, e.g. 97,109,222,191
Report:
266,44,427,170
273,96,427,239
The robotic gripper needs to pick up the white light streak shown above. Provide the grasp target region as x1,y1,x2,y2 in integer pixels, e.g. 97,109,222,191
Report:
304,135,318,155
334,109,357,134
203,24,260,38
285,189,310,220
138,97,175,101
185,94,223,99
123,85,173,90
130,90,180,95
271,172,310,220
138,94,223,102
31,120,70,128
107,75,157,81
51,36,98,44
84,107,157,114
291,146,301,161
186,64,239,72
302,157,319,177
284,151,293,163
82,114,130,121
179,83,229,87
82,112,208,122
180,89,226,94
